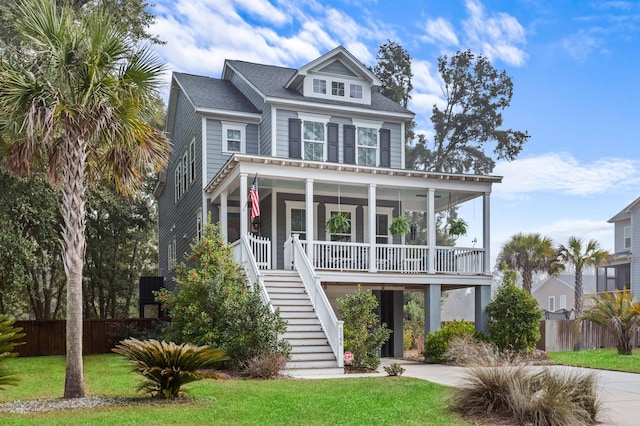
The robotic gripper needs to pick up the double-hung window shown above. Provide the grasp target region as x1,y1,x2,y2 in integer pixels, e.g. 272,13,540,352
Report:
196,209,203,240
174,163,182,202
357,127,377,166
548,296,555,312
331,81,344,96
168,238,177,270
624,226,631,250
303,121,325,161
222,122,247,153
350,84,363,99
189,139,196,183
313,78,326,94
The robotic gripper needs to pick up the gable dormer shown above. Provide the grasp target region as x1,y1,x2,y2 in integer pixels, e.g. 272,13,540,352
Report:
285,46,381,106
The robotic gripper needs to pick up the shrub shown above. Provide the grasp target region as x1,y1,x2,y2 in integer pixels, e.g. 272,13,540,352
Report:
423,320,475,363
113,338,228,399
403,321,424,352
243,353,288,379
486,268,541,353
383,363,405,376
157,222,290,367
0,315,25,390
451,364,600,425
444,335,498,366
338,286,391,370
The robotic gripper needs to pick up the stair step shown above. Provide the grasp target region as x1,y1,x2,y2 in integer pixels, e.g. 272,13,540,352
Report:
269,293,311,300
284,331,327,339
271,299,312,306
290,352,336,361
284,318,321,326
267,287,307,294
286,324,323,332
275,305,314,312
286,360,339,369
279,311,317,319
285,367,344,376
290,345,333,354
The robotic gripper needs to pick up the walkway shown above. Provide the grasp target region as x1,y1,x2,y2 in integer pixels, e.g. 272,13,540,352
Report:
300,359,640,426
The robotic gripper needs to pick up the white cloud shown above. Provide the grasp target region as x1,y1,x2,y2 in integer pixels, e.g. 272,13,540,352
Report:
493,153,638,198
421,17,459,46
232,0,290,26
462,0,528,66
561,31,602,62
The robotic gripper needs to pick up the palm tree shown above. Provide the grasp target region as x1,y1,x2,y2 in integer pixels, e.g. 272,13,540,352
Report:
582,288,640,355
496,233,557,294
557,237,609,319
0,0,169,398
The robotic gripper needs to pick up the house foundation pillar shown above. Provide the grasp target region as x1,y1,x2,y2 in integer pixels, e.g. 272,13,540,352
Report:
475,284,491,333
424,284,441,334
220,191,228,243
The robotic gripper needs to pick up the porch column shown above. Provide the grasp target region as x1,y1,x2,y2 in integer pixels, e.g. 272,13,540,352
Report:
305,179,314,259
483,192,491,274
220,191,228,243
424,284,441,334
427,188,436,274
368,184,377,272
239,173,248,238
475,284,491,332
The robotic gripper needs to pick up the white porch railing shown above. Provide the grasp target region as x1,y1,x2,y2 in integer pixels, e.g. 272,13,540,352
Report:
231,235,272,310
246,233,271,269
297,240,485,274
285,234,344,367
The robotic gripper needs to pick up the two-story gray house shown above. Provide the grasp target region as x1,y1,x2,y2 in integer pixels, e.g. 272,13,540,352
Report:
598,197,638,297
155,46,501,374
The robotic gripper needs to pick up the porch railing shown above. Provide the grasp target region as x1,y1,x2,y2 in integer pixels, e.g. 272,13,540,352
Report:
246,233,271,269
298,240,484,274
285,234,344,367
231,235,272,310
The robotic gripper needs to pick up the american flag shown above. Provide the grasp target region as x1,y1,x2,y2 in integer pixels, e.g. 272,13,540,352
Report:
249,175,260,221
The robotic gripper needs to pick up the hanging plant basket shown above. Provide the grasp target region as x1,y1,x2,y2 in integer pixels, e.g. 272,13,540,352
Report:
389,216,410,237
448,218,468,237
326,212,351,235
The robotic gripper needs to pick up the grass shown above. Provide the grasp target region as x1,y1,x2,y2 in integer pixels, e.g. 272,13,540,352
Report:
0,354,469,425
549,348,640,373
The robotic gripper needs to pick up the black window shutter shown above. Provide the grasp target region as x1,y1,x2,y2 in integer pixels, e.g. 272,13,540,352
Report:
343,124,355,164
380,128,391,168
327,122,339,163
289,118,302,159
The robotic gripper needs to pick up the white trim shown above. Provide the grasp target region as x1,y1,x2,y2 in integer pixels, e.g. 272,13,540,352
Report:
271,189,278,269
201,118,208,218
196,107,262,122
271,105,277,157
362,206,394,243
400,121,406,169
196,208,203,240
222,121,247,154
548,296,556,312
266,97,414,120
559,294,567,310
285,200,319,241
298,113,331,162
353,119,383,167
324,203,357,241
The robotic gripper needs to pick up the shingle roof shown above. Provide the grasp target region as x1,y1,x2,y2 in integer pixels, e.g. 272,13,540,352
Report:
173,72,260,114
226,60,413,115
608,196,640,223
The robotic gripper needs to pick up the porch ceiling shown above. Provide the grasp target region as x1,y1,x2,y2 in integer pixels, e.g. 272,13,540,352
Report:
205,154,501,209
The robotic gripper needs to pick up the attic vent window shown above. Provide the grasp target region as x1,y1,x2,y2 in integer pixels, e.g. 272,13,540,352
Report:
331,81,345,96
313,78,326,94
350,84,362,99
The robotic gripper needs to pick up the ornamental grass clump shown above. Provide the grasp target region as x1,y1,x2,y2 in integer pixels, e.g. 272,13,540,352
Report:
113,338,228,399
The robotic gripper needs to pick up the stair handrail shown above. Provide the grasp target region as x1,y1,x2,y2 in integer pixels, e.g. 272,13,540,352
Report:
237,234,273,312
285,234,344,367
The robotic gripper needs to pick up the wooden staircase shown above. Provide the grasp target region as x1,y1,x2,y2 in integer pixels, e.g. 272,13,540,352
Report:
261,270,343,376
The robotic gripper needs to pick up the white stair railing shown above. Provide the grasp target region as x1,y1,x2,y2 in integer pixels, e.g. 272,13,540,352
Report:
232,235,273,311
246,233,271,269
284,234,344,367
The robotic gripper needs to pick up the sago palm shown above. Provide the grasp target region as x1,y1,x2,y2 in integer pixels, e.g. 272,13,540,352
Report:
582,288,640,355
496,233,556,294
557,237,609,318
0,0,169,398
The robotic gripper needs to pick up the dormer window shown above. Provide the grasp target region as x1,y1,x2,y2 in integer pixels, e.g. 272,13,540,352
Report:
332,81,345,96
222,122,247,153
350,84,363,99
313,78,326,94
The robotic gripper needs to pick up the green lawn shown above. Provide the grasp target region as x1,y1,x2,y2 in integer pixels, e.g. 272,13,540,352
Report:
0,354,469,425
549,348,640,373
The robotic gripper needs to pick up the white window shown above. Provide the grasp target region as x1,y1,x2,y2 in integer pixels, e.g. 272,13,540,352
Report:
313,78,326,94
222,122,247,153
285,201,318,241
325,204,357,242
548,296,555,312
196,209,203,240
559,295,567,310
357,127,378,166
350,84,363,99
303,121,325,161
168,238,177,269
174,163,182,202
624,226,631,249
363,206,394,244
331,81,344,96
189,138,196,183
182,152,188,193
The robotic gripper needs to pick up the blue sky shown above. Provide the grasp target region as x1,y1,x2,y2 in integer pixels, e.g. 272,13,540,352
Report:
148,0,640,263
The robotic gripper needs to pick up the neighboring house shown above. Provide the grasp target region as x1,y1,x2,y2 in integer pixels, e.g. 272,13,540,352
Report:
155,46,501,374
532,273,597,318
598,198,636,298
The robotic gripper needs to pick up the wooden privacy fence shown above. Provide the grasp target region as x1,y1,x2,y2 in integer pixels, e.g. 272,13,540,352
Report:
14,318,168,357
537,320,640,352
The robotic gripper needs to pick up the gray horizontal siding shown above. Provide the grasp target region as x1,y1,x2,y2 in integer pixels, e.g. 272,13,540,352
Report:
206,119,226,182
318,60,357,77
260,106,272,156
276,109,298,158
229,70,265,110
382,122,402,169
247,123,259,155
